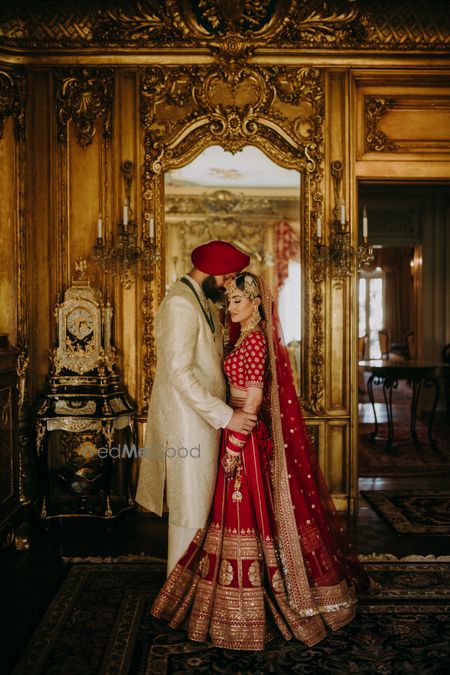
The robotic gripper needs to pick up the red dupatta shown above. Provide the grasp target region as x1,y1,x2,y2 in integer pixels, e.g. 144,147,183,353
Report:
227,275,370,610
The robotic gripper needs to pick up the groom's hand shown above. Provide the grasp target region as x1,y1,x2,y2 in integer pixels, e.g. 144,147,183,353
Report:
227,410,257,433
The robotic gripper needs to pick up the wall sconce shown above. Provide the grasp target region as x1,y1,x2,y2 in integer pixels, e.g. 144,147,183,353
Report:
92,161,159,288
358,206,374,269
314,161,374,287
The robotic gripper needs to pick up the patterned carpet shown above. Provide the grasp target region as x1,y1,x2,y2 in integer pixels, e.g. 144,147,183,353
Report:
361,490,450,535
12,559,450,674
358,419,450,477
358,376,450,477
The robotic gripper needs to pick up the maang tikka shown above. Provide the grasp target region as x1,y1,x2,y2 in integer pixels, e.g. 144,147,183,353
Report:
224,274,259,300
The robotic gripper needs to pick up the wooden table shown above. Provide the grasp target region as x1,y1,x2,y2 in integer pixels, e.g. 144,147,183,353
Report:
359,360,449,451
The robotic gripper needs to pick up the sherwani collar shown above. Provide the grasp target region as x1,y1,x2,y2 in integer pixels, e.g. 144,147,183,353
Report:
182,274,207,305
181,274,217,335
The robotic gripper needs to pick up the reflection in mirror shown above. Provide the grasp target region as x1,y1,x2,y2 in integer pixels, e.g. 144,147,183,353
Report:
164,145,302,393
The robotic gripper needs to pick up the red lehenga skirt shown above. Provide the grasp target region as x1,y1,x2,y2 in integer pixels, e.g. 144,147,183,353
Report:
151,418,357,651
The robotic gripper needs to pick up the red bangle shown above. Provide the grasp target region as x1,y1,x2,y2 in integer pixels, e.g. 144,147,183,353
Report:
227,438,245,452
231,430,247,442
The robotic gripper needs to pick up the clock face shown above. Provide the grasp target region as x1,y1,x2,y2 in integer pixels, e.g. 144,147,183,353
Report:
66,308,94,340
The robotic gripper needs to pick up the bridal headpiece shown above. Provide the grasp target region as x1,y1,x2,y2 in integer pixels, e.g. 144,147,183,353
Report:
224,273,260,300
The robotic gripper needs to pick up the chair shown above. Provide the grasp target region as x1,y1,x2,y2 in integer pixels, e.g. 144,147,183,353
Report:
405,331,416,361
378,329,390,359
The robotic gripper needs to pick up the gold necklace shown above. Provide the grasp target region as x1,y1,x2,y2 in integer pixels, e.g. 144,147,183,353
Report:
233,322,261,350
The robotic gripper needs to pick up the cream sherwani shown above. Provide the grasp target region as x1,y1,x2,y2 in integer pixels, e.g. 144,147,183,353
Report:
135,276,233,572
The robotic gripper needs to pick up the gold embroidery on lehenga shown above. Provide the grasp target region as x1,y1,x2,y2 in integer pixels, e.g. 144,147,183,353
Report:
222,532,260,560
261,540,278,566
198,553,210,578
219,559,234,586
248,560,262,587
210,585,271,651
272,568,284,593
203,525,222,554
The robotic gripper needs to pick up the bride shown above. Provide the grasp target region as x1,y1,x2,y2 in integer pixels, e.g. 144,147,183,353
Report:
151,272,371,650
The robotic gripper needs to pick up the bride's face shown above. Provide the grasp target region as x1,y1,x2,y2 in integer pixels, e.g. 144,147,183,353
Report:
227,289,254,324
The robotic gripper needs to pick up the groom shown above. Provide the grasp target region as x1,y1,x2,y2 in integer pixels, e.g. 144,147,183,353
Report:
136,240,257,574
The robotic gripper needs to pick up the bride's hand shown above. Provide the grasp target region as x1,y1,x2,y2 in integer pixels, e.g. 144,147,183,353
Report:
222,449,241,479
227,409,257,433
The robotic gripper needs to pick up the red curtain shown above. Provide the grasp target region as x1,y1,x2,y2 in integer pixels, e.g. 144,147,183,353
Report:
274,220,300,291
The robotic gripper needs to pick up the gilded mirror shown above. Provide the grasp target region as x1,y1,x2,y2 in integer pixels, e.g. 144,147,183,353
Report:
140,64,325,412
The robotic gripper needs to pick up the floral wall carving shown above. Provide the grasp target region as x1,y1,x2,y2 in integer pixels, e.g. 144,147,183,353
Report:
365,97,398,153
56,68,114,148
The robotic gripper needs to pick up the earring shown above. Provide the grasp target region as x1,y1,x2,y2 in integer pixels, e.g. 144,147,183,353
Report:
250,303,261,328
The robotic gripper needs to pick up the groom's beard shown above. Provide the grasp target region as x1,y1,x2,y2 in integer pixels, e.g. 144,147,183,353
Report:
202,276,225,303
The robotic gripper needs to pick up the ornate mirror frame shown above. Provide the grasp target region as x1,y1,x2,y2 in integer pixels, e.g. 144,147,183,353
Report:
139,64,325,414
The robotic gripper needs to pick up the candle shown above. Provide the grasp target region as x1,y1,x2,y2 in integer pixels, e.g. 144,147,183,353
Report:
340,203,346,224
363,205,368,238
123,200,128,227
149,216,155,239
316,215,322,239
97,212,102,239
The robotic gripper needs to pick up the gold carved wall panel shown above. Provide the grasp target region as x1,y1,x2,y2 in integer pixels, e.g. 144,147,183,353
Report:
356,83,450,160
140,64,326,413
55,67,115,292
56,68,114,149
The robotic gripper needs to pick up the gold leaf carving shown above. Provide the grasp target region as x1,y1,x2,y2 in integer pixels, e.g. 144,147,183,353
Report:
56,68,114,149
93,2,172,44
0,69,25,140
0,1,448,51
365,96,398,152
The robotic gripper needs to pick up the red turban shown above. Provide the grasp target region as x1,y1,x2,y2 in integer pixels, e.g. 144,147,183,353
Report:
191,240,250,275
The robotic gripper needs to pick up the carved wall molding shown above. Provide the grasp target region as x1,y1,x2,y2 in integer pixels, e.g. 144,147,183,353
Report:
362,92,450,156
0,1,449,52
140,63,325,413
362,0,450,50
141,172,162,410
365,96,398,152
56,68,114,148
0,68,25,139
140,65,324,172
53,67,114,322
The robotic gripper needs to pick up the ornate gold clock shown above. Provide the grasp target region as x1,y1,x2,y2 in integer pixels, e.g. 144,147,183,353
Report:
51,261,114,376
36,260,136,521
